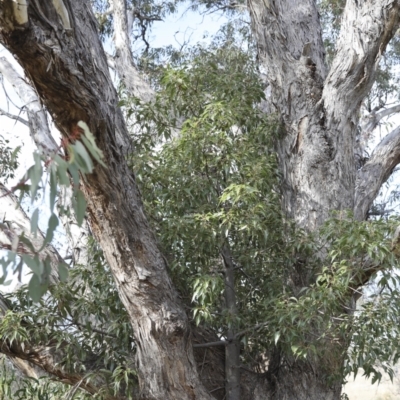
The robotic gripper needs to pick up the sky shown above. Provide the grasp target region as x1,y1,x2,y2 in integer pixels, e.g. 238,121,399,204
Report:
149,3,226,49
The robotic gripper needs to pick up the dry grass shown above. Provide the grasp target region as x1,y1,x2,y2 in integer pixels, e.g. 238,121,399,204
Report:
343,372,400,400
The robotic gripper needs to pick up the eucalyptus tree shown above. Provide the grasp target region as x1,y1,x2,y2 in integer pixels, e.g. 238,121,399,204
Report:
0,1,400,400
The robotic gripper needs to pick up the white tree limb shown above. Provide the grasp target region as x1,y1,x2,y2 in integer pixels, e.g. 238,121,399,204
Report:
0,184,61,284
322,0,400,120
0,185,121,397
0,54,92,383
106,52,116,70
0,57,57,156
112,0,153,102
0,56,90,266
354,125,400,220
0,107,28,126
361,103,400,137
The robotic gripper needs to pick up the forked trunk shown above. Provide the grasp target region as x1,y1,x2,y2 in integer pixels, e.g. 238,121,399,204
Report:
248,0,400,398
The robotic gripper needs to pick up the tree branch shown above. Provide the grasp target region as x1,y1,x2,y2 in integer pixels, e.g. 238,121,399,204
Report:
0,317,118,399
0,183,61,284
0,185,127,398
112,0,153,101
361,103,400,137
193,340,228,348
0,55,104,391
0,57,57,156
0,107,28,126
321,0,400,120
354,125,400,220
0,55,91,267
248,0,400,228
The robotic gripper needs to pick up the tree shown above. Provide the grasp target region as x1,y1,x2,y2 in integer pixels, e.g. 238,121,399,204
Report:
0,1,400,400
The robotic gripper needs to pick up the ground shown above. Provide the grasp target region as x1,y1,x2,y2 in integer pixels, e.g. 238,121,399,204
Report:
345,369,400,400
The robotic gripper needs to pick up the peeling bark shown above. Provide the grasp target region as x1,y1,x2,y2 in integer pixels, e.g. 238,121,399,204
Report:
249,0,400,229
247,0,400,398
0,1,211,398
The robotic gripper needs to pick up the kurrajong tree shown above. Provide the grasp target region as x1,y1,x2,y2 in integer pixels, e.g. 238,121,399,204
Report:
1,1,400,400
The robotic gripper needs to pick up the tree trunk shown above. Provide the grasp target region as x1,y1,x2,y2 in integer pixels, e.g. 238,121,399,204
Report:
0,1,212,398
221,245,241,400
267,359,342,400
248,0,400,398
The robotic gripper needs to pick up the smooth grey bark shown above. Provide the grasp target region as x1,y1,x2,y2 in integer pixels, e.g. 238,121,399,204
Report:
248,0,400,399
361,103,400,137
0,1,212,399
0,57,57,156
355,125,400,220
112,0,153,102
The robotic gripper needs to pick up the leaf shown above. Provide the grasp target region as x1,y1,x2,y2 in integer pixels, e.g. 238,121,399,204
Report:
68,163,80,189
28,274,48,302
58,263,69,282
54,155,70,186
81,134,106,168
73,141,94,173
29,153,43,199
75,190,87,227
274,331,280,345
42,213,59,248
18,234,35,252
30,208,39,237
22,255,43,277
49,167,57,212
78,121,106,167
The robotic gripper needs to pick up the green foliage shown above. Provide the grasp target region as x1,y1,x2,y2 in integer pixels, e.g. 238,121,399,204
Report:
254,213,400,383
0,357,92,400
0,239,136,399
0,122,104,302
126,37,289,337
0,134,20,183
122,31,400,384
